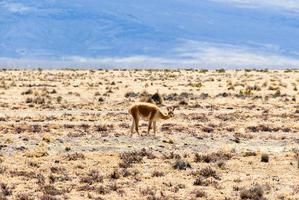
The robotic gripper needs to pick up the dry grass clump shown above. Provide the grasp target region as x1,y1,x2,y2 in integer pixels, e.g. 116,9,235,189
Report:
261,154,269,163
246,125,291,133
193,176,212,186
21,89,33,95
56,96,62,104
42,185,63,196
15,193,35,200
194,151,233,163
0,166,6,174
151,171,165,177
240,184,265,200
25,96,45,105
77,184,95,192
173,160,191,170
272,89,281,98
0,182,12,199
10,170,36,179
243,151,257,157
139,90,154,103
24,147,49,158
119,148,155,168
65,152,85,161
239,88,253,97
202,126,214,133
189,82,202,88
125,91,139,98
151,92,164,105
140,186,168,200
138,90,164,105
191,189,207,198
246,85,261,91
94,124,109,132
216,69,226,73
216,92,231,98
110,169,121,180
80,170,103,184
199,166,219,179
162,151,181,160
140,187,156,197
48,171,71,184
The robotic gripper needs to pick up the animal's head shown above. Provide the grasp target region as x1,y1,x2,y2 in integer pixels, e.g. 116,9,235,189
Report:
167,106,175,118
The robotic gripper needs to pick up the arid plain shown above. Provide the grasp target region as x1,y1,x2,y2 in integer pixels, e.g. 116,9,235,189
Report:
0,69,299,200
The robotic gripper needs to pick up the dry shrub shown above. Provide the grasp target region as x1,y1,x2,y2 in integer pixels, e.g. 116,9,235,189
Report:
94,124,109,132
15,193,35,200
194,151,233,163
247,125,291,132
0,182,11,198
139,90,164,105
151,92,164,105
173,160,191,170
42,185,62,196
193,176,211,186
151,171,165,177
0,166,6,174
40,194,59,200
191,189,207,198
240,184,265,200
36,173,45,185
243,151,257,157
49,172,71,184
202,126,214,133
140,187,161,199
162,151,181,160
119,148,155,168
30,125,42,133
77,185,95,192
65,152,85,161
21,89,33,95
261,154,269,163
95,185,109,195
199,167,219,179
125,91,139,98
24,147,48,158
110,170,121,179
10,170,36,179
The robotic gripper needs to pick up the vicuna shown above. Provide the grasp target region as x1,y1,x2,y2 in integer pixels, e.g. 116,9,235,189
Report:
128,102,174,135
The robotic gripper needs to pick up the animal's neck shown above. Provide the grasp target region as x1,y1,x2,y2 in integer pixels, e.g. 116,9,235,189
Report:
158,111,170,120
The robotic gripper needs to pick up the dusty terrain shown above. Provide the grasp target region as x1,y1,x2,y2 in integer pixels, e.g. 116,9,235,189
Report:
0,69,299,200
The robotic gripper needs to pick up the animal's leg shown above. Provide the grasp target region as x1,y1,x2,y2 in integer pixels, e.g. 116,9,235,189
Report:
153,121,157,134
148,111,156,135
130,120,135,136
148,119,152,134
134,117,139,135
130,107,140,135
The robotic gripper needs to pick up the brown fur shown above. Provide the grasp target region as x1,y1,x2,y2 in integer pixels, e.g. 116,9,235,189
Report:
128,102,174,135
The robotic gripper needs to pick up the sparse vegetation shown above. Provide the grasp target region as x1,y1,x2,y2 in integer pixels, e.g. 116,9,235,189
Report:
0,69,297,199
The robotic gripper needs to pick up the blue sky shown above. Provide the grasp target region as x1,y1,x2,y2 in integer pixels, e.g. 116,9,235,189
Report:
0,0,299,68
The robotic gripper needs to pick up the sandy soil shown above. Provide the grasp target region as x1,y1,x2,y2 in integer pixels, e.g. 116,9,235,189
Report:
0,69,298,200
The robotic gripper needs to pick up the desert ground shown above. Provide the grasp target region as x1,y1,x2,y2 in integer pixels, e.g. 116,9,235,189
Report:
0,69,299,200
